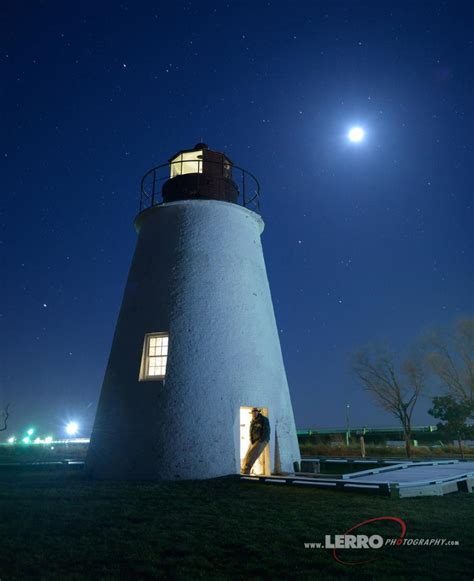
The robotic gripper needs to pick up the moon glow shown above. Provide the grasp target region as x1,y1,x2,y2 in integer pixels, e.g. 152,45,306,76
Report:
348,127,365,142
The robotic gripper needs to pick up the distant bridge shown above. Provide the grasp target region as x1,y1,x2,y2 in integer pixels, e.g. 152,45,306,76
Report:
297,425,438,437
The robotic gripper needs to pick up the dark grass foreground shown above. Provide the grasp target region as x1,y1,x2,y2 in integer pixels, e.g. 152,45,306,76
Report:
0,469,473,580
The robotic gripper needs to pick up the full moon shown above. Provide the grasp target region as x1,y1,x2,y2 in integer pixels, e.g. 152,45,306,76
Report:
348,126,365,142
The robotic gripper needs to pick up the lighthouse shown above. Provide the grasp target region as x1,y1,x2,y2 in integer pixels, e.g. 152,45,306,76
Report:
86,143,301,480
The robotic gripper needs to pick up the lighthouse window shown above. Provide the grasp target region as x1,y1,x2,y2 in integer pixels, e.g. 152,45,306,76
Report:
140,333,169,380
170,151,203,178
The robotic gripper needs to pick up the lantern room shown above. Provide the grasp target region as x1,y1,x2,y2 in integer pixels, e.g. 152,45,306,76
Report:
162,143,239,204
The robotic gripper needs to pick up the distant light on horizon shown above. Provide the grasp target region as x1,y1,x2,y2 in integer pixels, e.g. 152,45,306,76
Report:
26,428,34,436
66,421,79,436
348,127,365,142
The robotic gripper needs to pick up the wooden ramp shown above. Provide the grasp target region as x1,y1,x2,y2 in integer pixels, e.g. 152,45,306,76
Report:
241,474,393,495
241,460,474,498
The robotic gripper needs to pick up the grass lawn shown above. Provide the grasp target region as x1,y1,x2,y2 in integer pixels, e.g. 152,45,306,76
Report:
0,468,472,580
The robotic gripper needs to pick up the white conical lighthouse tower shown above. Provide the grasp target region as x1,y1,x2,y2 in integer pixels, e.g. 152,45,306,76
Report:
86,143,301,480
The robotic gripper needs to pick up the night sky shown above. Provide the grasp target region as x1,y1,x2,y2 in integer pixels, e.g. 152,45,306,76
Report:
2,1,473,439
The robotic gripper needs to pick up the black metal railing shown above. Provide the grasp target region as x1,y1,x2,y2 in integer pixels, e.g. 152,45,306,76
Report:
139,159,260,213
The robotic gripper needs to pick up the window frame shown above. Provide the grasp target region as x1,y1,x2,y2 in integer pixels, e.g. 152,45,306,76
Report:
139,332,169,381
170,151,203,178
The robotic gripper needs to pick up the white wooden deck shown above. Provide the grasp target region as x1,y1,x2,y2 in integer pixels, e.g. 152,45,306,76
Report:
342,460,474,497
241,460,474,498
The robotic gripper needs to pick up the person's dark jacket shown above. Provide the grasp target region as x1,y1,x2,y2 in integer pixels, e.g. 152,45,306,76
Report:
250,413,271,444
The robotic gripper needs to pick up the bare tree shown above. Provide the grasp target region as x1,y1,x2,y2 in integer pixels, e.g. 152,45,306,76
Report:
425,318,474,402
353,347,426,458
0,403,10,432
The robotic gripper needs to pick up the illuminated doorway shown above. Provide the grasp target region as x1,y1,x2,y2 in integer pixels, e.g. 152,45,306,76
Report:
240,406,270,476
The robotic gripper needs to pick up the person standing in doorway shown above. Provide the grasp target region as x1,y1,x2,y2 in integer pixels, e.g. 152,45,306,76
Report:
241,408,270,474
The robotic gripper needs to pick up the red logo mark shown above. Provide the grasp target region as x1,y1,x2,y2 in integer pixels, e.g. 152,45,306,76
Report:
333,516,407,566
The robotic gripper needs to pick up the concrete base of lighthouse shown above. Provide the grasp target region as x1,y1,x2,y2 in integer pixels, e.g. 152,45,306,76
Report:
86,199,301,480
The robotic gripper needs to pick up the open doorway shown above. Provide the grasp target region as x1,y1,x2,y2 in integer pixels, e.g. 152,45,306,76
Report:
240,406,271,476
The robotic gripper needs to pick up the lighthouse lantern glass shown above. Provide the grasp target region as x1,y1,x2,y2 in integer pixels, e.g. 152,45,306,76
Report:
170,151,203,178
